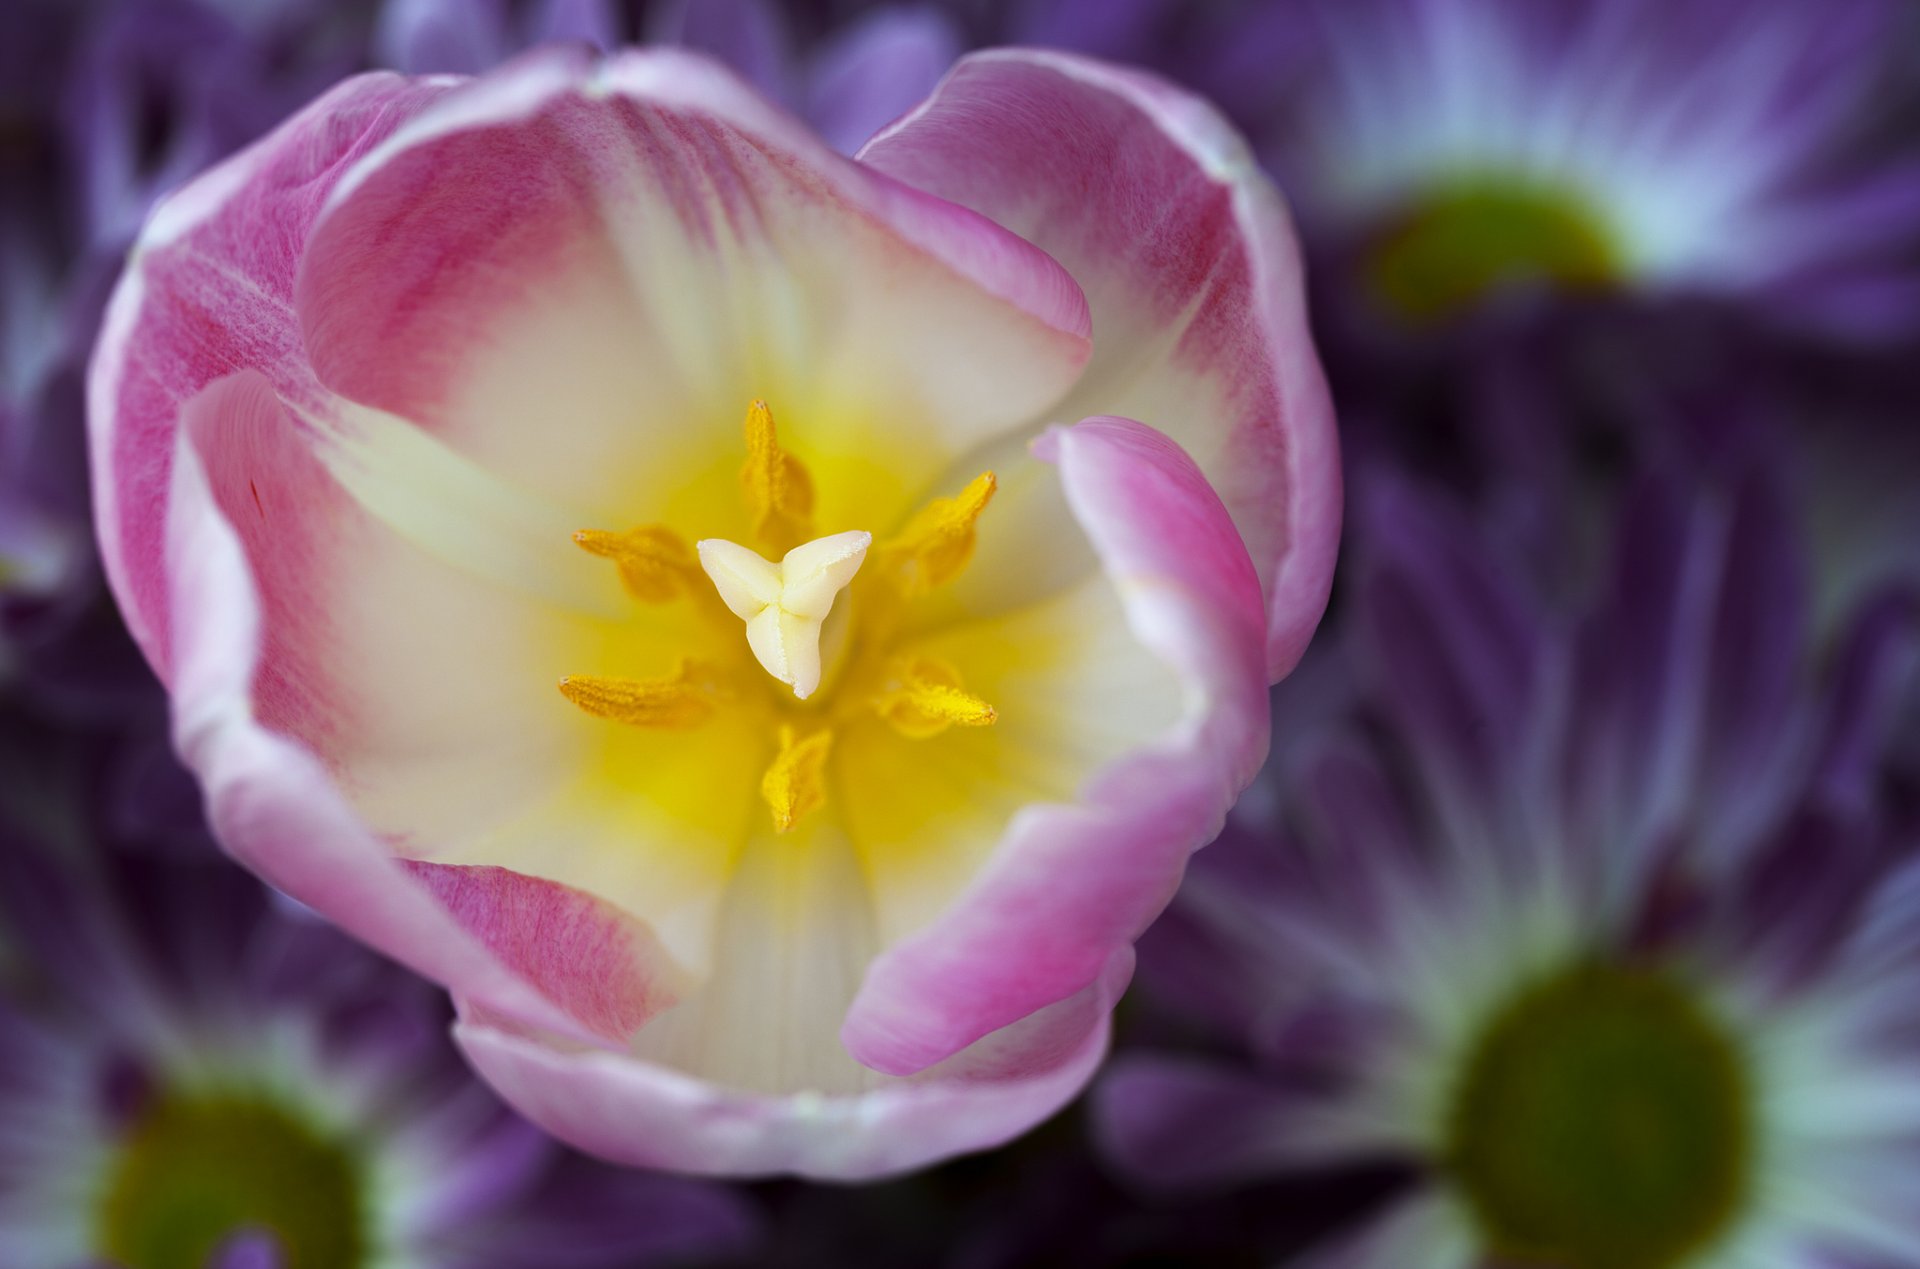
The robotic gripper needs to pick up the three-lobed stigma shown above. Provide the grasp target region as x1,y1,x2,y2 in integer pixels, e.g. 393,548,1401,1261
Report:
696,531,871,701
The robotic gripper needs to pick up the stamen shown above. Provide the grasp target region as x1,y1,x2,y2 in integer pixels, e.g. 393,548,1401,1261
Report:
558,660,730,728
572,525,697,602
881,471,996,596
761,725,832,833
741,399,815,554
873,656,997,738
697,530,871,699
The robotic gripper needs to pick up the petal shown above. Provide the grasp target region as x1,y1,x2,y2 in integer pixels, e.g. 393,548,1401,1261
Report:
842,417,1270,1075
295,47,1091,539
1811,586,1920,814
839,564,1186,949
862,49,1341,681
405,862,687,1045
626,825,882,1097
453,948,1131,1178
1092,1056,1388,1189
160,393,631,1047
1352,472,1543,846
1693,470,1815,860
1299,1192,1477,1269
88,71,457,679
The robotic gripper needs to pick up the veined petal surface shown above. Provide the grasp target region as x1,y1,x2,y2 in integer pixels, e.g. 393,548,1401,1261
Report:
862,49,1341,680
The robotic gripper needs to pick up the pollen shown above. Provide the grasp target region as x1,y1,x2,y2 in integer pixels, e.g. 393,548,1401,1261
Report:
881,471,996,596
558,659,731,728
873,656,997,738
761,725,833,833
572,524,696,603
697,530,871,700
741,399,816,554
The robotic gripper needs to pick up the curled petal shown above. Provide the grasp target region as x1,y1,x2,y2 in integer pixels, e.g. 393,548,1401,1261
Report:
89,71,458,678
843,417,1269,1074
162,401,636,1047
864,49,1341,680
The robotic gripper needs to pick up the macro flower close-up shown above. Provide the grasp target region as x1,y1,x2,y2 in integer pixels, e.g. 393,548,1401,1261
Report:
5,0,1919,1264
86,40,1336,1177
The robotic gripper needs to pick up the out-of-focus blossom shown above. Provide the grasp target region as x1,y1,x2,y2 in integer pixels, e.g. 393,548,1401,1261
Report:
87,48,1338,1176
63,0,367,255
1096,464,1920,1267
1258,0,1920,338
1,0,375,705
0,833,758,1268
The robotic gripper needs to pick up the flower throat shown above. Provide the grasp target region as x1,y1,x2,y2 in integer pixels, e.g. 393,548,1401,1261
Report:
561,400,1000,834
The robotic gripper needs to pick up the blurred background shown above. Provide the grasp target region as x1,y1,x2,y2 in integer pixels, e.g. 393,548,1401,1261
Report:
3,1,1918,1266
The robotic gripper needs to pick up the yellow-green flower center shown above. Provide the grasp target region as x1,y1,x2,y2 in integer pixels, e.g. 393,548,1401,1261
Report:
1445,962,1753,1269
1368,179,1620,323
560,400,1000,834
99,1090,367,1269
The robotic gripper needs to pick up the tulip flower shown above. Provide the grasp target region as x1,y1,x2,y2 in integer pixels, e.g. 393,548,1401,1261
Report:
88,45,1338,1176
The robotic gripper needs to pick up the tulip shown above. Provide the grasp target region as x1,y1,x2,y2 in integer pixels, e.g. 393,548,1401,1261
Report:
89,45,1338,1176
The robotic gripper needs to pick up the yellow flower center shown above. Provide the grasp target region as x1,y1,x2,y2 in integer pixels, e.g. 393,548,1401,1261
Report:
560,400,999,834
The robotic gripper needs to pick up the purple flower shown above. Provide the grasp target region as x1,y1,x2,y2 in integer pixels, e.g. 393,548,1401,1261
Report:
1094,460,1920,1267
0,832,760,1267
1248,0,1920,339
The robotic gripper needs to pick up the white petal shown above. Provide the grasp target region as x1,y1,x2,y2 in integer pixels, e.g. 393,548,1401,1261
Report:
696,538,783,618
778,530,871,618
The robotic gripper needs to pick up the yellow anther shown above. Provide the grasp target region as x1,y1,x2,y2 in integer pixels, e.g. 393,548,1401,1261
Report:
741,399,815,554
873,656,997,739
573,525,697,603
881,471,996,597
558,660,730,728
761,725,832,833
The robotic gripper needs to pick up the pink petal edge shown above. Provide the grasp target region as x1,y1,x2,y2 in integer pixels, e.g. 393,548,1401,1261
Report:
455,948,1133,1179
842,417,1271,1076
300,46,1090,424
88,71,459,679
163,419,622,1048
862,48,1342,681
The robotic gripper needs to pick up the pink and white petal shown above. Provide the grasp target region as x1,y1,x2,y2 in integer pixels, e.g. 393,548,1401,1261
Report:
296,46,1092,537
406,862,688,1045
164,392,655,1049
452,948,1131,1178
626,825,883,1097
862,49,1341,680
839,570,1187,949
178,368,740,984
88,71,458,678
843,417,1270,1075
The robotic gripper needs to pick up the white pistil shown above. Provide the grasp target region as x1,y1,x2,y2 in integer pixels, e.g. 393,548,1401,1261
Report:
696,530,871,699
